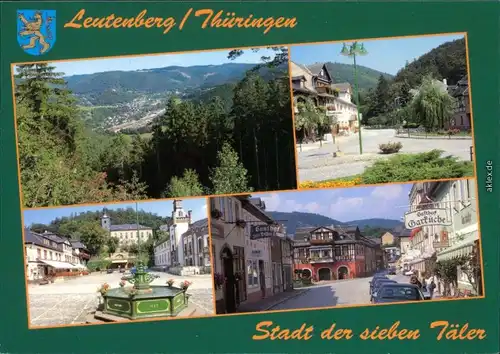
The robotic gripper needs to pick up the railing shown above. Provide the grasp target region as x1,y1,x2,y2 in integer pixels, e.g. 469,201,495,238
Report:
310,257,334,263
310,239,334,245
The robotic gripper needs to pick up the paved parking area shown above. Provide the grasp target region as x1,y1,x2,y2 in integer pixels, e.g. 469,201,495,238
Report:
28,271,214,327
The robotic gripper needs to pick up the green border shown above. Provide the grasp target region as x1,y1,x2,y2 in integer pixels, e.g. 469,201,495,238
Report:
1,2,499,353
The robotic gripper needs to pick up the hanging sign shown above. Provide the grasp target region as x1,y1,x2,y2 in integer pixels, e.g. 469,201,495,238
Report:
250,224,281,240
404,209,451,229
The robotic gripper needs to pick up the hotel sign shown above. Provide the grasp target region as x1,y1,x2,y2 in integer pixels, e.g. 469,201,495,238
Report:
250,225,281,240
404,209,451,229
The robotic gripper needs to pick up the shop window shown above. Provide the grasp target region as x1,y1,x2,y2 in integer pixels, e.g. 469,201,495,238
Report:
247,260,258,287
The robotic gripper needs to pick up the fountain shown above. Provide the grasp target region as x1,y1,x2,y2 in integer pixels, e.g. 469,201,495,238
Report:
99,262,190,320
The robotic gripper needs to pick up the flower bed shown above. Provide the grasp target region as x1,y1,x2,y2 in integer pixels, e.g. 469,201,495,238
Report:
299,178,362,189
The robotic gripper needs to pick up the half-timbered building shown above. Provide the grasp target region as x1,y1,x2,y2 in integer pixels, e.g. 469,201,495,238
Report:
293,225,381,281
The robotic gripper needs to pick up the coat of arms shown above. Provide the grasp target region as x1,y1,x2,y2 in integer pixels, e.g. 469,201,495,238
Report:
17,10,56,56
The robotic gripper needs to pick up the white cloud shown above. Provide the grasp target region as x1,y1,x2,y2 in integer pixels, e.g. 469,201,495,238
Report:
328,197,365,220
261,193,281,211
371,184,403,200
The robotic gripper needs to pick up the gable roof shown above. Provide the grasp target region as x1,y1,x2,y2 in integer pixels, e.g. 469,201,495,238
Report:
331,83,352,92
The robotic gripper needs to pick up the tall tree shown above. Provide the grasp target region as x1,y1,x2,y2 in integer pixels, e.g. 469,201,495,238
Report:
411,75,456,131
210,142,252,195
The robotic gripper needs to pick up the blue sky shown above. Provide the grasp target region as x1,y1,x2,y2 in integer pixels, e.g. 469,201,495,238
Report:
23,198,208,227
53,48,277,76
258,184,413,222
290,34,465,75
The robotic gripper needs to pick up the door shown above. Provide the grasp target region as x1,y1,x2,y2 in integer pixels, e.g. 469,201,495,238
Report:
221,247,236,313
233,246,246,305
318,268,331,281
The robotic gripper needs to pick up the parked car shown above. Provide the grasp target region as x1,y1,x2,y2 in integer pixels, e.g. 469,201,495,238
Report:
106,268,114,274
370,279,397,300
369,275,388,293
372,283,425,304
388,267,397,275
404,269,415,276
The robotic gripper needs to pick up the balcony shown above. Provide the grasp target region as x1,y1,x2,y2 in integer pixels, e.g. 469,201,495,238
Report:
310,239,334,245
335,255,354,262
310,256,334,264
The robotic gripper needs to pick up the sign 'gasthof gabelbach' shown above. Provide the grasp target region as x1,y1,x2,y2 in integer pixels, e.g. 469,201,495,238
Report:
404,208,451,229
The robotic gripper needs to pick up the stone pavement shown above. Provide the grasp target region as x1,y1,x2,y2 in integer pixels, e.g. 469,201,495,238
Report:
236,289,310,313
297,128,474,181
28,271,214,327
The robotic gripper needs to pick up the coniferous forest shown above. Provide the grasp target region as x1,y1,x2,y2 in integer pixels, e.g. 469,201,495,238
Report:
14,48,297,208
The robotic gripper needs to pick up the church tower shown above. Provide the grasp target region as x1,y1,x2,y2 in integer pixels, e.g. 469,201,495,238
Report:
101,212,111,231
171,200,191,266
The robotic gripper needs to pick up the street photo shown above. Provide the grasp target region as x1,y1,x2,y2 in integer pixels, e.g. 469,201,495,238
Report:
209,179,482,314
291,33,475,188
23,197,214,328
12,46,296,208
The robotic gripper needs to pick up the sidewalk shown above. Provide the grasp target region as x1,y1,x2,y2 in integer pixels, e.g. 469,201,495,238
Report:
236,289,310,313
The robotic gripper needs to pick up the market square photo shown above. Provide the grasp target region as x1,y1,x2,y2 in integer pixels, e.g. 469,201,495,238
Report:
291,33,475,188
23,198,215,328
209,178,483,315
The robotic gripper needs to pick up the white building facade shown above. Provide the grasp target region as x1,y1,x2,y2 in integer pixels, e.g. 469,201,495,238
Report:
405,179,478,289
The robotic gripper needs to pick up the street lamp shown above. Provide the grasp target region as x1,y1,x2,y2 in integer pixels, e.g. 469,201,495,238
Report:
340,42,368,155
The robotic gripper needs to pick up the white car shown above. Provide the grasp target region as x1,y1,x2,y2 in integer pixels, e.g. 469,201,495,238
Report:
404,270,415,276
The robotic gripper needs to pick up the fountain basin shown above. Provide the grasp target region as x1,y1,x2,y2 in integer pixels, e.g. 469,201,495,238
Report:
103,285,189,319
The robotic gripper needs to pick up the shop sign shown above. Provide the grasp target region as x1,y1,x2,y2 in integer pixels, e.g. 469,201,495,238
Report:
404,209,451,229
433,230,450,249
250,224,281,240
453,204,477,230
251,249,262,257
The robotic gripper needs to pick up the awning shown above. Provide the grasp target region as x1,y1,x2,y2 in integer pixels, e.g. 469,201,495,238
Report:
111,260,128,264
437,228,479,262
40,260,80,270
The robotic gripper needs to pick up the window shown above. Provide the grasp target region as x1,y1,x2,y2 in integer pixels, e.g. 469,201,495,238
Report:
43,250,47,259
235,203,240,220
227,200,233,222
247,260,259,287
37,249,41,259
219,198,225,216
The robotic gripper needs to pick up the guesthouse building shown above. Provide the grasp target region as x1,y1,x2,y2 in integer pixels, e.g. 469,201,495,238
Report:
293,225,380,281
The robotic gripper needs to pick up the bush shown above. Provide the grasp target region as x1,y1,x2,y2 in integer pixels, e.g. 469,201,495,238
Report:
360,150,474,184
87,259,111,272
379,141,403,154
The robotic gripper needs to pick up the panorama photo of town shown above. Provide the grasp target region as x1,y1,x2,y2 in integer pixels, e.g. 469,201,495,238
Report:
209,179,482,314
23,198,215,328
291,33,475,188
13,46,296,208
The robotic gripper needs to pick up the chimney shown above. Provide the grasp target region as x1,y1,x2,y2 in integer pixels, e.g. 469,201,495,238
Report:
188,210,192,224
442,78,447,86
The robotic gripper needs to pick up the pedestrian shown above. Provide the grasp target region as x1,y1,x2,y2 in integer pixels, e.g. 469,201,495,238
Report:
422,278,427,291
429,279,436,298
410,275,422,289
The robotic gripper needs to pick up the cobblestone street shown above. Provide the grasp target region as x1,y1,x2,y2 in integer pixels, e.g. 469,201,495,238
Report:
28,271,214,327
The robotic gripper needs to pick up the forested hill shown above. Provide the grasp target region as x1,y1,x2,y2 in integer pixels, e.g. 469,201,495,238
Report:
29,208,171,238
325,62,393,91
358,37,467,124
266,211,403,237
64,62,284,106
392,37,467,87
